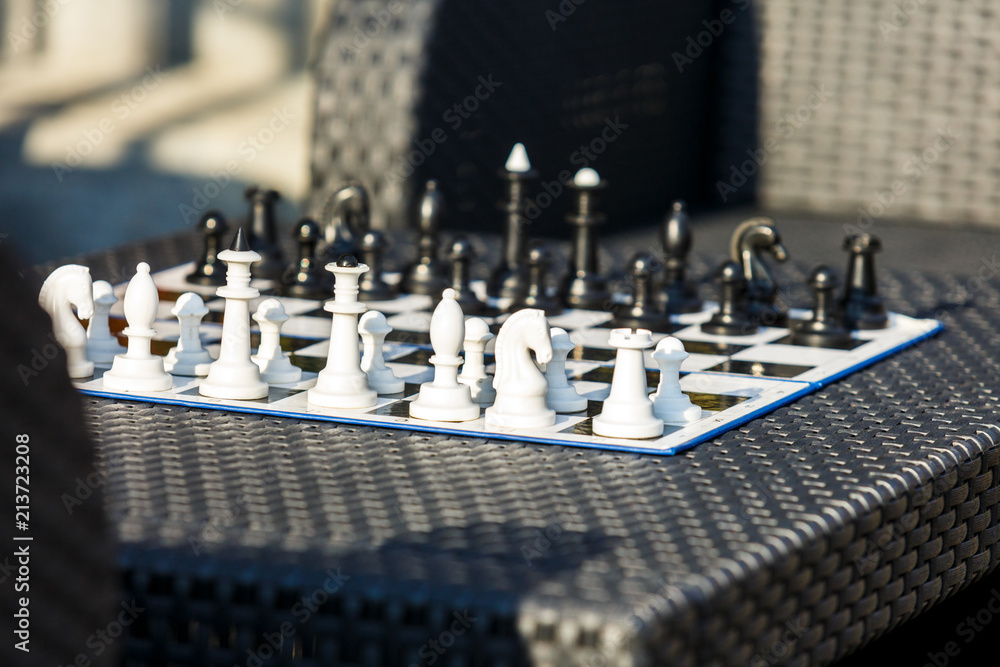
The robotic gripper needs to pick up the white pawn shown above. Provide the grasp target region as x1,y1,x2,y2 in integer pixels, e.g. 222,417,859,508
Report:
86,280,125,363
359,311,403,394
409,289,481,422
164,293,215,377
102,263,173,392
651,337,701,424
251,299,302,384
544,327,587,413
592,329,662,439
458,317,496,405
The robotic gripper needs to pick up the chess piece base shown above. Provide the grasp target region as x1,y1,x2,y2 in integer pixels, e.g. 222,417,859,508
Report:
200,362,268,399
546,387,588,413
308,372,377,409
592,410,663,439
165,348,215,377
409,385,480,422
103,356,172,392
652,395,701,424
485,405,555,429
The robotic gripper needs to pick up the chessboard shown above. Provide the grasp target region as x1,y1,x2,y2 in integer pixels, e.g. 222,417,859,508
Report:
68,261,943,456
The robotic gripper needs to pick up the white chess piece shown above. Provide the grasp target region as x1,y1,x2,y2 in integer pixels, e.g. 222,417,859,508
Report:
409,289,481,422
101,263,173,392
651,337,701,424
485,309,555,428
458,317,496,405
505,142,531,172
592,329,663,439
86,280,125,363
308,255,377,409
164,293,215,377
544,327,587,413
359,311,403,394
39,264,95,378
200,230,269,400
251,299,302,384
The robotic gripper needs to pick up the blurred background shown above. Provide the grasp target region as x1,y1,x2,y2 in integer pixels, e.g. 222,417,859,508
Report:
2,0,997,266
0,0,325,264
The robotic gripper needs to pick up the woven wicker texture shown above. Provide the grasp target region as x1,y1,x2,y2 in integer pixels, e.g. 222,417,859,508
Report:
743,1,1000,226
310,0,718,238
68,225,1000,666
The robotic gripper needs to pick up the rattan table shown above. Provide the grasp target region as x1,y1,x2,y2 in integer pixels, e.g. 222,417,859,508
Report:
64,214,1000,666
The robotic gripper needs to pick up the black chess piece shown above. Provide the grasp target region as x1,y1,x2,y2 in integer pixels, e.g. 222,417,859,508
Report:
701,260,758,336
611,253,672,331
402,180,448,296
559,169,609,310
441,236,486,315
730,217,788,327
488,154,536,299
358,230,396,302
186,210,229,286
658,201,703,314
320,181,370,262
279,218,331,299
793,266,854,347
337,254,358,268
509,244,563,315
243,186,284,280
841,233,889,330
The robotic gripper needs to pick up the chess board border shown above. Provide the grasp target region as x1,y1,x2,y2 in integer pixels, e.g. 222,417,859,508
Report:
74,262,945,457
75,323,944,457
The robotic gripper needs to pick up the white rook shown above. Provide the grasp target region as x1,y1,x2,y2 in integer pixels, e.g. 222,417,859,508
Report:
592,328,663,439
308,255,377,409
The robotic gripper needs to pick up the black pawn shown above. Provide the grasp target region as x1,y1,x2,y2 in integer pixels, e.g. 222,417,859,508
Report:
186,211,229,286
488,158,536,299
243,186,284,280
841,233,889,330
279,218,331,299
509,244,563,316
358,230,396,302
658,201,703,314
442,237,486,315
701,260,757,336
612,253,672,331
794,266,854,347
559,171,609,310
402,181,448,295
337,254,358,268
